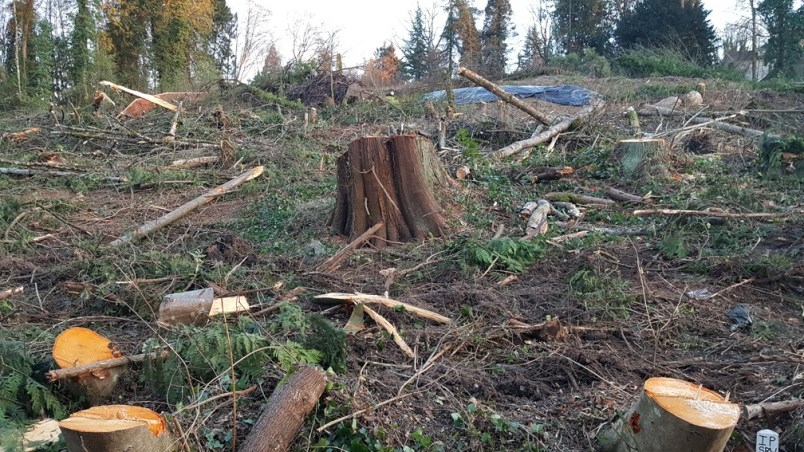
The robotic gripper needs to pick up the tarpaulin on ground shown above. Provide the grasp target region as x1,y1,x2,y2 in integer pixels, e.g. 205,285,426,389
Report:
422,85,594,107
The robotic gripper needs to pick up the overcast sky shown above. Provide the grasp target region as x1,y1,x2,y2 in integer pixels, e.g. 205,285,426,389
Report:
227,0,756,76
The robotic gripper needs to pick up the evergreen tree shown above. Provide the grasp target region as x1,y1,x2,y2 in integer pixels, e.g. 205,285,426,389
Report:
615,0,718,66
455,0,481,69
480,0,513,78
552,0,611,55
442,0,459,74
209,0,237,79
402,5,429,81
517,25,544,71
69,0,95,100
758,0,804,78
26,19,56,100
106,0,151,90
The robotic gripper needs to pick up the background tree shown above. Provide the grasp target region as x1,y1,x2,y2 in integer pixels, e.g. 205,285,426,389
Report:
69,0,96,100
402,5,429,81
363,42,401,87
518,1,554,71
552,0,611,55
208,0,237,79
454,0,481,70
616,0,719,66
480,0,513,78
758,0,803,78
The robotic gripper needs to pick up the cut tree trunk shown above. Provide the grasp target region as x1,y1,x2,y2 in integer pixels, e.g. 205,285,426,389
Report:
616,138,668,179
52,327,123,404
599,377,740,452
59,405,173,452
239,366,327,452
328,135,451,247
158,288,250,326
457,67,552,125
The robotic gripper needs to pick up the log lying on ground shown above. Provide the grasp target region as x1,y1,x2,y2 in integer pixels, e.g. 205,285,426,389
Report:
528,166,575,183
100,81,177,113
111,166,264,246
0,285,23,300
494,102,602,159
599,377,740,452
314,292,451,324
0,167,126,182
632,208,793,219
328,135,451,246
239,366,327,452
545,192,615,206
507,318,566,341
744,398,804,420
59,405,173,452
158,288,249,326
168,156,220,169
616,138,668,179
317,223,383,273
457,67,552,125
637,106,781,140
524,200,552,238
1,127,41,142
606,187,646,203
52,327,123,404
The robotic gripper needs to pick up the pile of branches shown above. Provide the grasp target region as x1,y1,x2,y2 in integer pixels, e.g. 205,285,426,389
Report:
286,72,360,107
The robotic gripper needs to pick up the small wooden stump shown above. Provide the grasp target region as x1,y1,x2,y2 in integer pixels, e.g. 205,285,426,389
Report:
158,288,249,326
52,327,122,404
599,377,740,452
59,405,173,452
328,135,452,247
616,138,668,180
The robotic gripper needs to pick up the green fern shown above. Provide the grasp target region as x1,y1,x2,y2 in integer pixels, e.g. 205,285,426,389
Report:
463,237,546,273
0,341,67,423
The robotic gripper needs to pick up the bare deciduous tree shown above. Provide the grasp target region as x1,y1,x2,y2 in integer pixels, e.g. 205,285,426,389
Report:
234,2,274,81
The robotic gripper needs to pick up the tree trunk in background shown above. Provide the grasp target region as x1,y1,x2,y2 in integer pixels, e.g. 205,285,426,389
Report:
328,135,452,247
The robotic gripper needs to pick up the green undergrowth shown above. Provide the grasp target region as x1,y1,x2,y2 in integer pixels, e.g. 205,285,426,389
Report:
569,268,636,318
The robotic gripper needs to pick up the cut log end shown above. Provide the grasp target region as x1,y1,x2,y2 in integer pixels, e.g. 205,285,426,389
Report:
53,327,122,403
59,405,171,452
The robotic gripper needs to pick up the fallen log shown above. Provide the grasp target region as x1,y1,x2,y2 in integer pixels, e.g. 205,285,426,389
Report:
314,292,451,324
743,398,804,420
494,103,601,159
1,127,41,142
507,318,566,341
47,350,170,382
168,156,220,169
599,377,740,452
606,187,646,203
100,81,177,112
632,208,791,219
0,167,126,183
110,166,264,246
239,366,327,452
59,405,172,452
0,285,23,300
555,221,653,236
317,223,383,273
528,166,575,183
638,106,780,140
524,200,551,239
545,192,615,206
457,67,552,125
158,288,250,326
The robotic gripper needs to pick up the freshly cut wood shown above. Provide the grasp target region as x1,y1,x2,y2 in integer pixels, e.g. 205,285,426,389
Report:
116,91,208,118
158,288,249,326
494,103,601,159
314,292,451,324
632,208,788,219
545,192,615,206
317,223,383,273
524,200,551,238
507,318,566,342
168,156,220,169
239,366,327,452
327,135,451,247
59,405,172,452
455,165,471,179
528,166,575,183
0,285,23,300
100,81,177,112
48,350,170,382
163,102,182,142
111,166,264,246
1,127,41,142
616,138,667,179
599,377,740,452
364,305,415,358
606,187,646,203
519,202,539,219
457,67,552,125
21,418,62,451
52,327,122,402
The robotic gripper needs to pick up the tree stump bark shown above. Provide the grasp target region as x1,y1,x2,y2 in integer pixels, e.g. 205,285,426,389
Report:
239,366,327,452
328,135,452,247
616,138,668,180
59,405,173,452
599,377,740,452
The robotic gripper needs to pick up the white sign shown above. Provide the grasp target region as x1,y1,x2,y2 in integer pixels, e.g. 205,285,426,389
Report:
756,429,779,452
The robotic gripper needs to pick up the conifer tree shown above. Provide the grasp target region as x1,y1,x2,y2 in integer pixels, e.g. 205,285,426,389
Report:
615,0,718,66
69,0,95,100
480,0,513,78
758,0,803,78
209,0,237,79
552,0,611,55
455,0,481,69
402,5,429,81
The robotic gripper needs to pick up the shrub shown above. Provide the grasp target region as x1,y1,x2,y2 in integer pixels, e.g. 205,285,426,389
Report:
615,47,743,80
552,48,612,77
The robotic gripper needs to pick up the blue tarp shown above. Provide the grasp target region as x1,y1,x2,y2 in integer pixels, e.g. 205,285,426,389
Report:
422,85,594,107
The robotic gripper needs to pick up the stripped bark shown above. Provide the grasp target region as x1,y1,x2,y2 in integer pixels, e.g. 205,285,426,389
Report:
317,223,383,273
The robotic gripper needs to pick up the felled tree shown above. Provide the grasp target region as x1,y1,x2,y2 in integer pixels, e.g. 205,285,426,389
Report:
328,135,453,247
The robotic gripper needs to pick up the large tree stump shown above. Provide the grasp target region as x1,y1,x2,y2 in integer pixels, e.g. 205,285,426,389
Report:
615,138,669,180
52,327,123,404
599,377,740,452
239,366,327,452
328,135,452,247
59,405,173,452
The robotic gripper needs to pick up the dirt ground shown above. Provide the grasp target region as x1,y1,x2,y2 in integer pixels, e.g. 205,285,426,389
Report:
0,76,802,451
